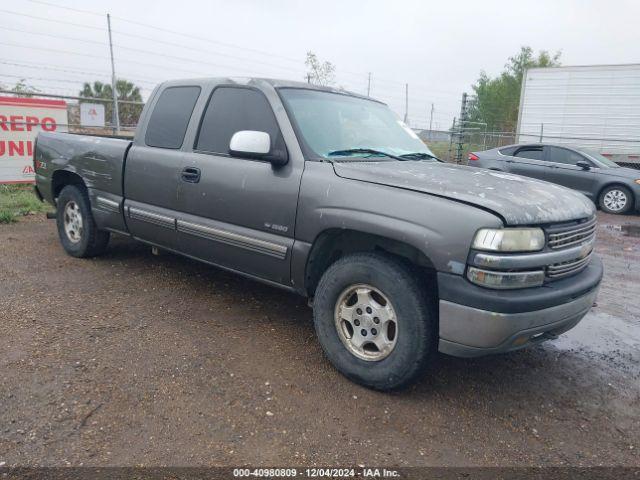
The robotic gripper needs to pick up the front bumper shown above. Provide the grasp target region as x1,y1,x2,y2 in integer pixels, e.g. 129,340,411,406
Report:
437,255,603,357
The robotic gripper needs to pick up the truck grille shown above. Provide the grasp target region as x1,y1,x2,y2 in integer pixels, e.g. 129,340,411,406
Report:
547,251,593,279
547,216,597,249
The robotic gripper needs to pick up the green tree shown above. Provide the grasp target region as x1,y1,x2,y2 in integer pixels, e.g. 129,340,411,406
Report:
468,47,561,132
304,51,335,86
5,79,40,97
79,79,143,127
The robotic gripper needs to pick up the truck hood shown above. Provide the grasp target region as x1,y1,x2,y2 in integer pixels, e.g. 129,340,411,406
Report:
333,161,595,225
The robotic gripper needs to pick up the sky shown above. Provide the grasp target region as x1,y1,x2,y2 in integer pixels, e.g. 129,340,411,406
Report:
1,0,639,130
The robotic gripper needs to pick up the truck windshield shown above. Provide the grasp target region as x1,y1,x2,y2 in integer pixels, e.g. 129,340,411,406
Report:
279,88,436,161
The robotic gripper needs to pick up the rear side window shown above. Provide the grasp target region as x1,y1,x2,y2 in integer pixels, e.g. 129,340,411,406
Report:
548,146,587,165
196,87,284,156
145,86,201,149
514,146,544,161
499,146,517,156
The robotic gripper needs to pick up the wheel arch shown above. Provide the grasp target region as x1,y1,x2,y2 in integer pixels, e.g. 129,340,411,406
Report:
303,228,437,297
52,169,87,202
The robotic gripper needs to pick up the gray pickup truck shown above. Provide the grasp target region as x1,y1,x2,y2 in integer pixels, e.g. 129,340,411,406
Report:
34,78,603,390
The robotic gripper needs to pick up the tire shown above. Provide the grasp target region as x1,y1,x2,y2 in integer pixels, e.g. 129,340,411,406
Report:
599,185,633,214
56,185,110,258
313,252,436,391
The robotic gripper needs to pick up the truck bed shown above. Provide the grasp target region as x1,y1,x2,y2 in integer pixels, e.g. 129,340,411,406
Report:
35,131,133,235
35,131,132,203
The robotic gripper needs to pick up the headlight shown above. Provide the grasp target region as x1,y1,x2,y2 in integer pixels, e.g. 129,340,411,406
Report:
472,228,544,252
467,267,545,289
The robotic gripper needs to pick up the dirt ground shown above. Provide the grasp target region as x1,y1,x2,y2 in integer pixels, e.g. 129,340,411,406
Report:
0,212,638,467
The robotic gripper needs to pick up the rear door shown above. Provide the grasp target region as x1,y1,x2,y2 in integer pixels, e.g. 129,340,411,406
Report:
176,85,303,286
545,146,596,200
124,85,201,249
504,145,549,181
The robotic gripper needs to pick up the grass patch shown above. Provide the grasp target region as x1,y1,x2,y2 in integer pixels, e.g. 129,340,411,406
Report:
0,184,52,224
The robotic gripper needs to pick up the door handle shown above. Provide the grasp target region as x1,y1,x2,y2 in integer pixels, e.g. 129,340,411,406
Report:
181,167,201,183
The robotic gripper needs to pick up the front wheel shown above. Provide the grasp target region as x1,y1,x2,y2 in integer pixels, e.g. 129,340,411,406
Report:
56,185,110,258
313,252,436,391
599,185,633,214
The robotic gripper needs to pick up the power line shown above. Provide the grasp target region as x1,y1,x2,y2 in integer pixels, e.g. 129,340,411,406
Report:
0,59,160,85
0,41,291,79
0,25,107,46
0,9,105,31
0,40,419,102
21,0,105,17
15,0,454,90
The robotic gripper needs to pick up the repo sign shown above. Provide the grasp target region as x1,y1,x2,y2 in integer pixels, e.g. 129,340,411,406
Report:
0,96,68,184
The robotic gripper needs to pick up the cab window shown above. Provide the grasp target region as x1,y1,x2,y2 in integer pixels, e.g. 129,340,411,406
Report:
514,146,544,161
548,146,589,165
195,87,285,157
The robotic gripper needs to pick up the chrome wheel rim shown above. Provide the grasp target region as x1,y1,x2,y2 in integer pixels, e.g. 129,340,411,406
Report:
63,201,83,243
334,284,398,361
603,190,627,212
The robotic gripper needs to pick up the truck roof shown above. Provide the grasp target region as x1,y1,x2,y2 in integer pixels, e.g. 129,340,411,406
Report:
158,77,379,103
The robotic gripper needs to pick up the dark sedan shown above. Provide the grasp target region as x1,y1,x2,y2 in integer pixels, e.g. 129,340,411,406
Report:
468,143,640,214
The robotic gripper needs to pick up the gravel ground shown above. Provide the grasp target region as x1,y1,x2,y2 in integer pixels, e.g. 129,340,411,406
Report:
0,211,638,467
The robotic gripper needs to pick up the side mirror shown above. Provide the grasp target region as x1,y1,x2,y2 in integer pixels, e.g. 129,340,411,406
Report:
576,160,591,170
229,130,288,166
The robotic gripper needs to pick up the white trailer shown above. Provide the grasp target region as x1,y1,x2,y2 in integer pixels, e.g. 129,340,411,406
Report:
516,64,640,167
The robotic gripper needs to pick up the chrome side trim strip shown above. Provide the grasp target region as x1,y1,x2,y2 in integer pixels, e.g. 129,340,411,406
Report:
177,219,287,260
95,196,120,213
473,240,594,269
128,207,175,230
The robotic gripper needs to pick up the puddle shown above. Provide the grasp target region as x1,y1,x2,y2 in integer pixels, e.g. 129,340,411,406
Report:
603,224,640,237
551,309,640,356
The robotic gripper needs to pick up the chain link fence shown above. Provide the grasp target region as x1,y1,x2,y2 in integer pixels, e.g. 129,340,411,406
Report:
2,89,639,170
416,127,640,169
0,89,143,137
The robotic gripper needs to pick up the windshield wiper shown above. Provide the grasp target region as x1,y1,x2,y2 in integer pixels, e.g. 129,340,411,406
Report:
327,148,405,161
398,152,443,162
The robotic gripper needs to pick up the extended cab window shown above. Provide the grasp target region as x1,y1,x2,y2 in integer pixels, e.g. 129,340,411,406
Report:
196,87,284,156
145,86,201,149
548,146,587,165
514,146,544,161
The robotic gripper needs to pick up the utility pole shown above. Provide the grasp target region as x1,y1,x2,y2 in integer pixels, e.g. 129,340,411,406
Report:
428,103,434,140
455,92,468,164
403,83,409,124
107,14,120,135
448,117,456,162
367,72,371,97
539,123,544,142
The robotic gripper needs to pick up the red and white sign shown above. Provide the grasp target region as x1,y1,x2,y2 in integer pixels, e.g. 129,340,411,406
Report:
0,96,68,184
80,102,105,127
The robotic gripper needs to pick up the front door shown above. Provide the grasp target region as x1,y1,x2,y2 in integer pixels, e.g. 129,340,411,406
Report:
176,86,302,286
545,146,596,201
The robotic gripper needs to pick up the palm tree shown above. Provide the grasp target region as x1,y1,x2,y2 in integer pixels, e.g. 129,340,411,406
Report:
80,79,143,128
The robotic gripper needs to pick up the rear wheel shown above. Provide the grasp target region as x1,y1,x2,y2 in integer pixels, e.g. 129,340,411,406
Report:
313,252,436,391
599,185,633,214
56,185,110,257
